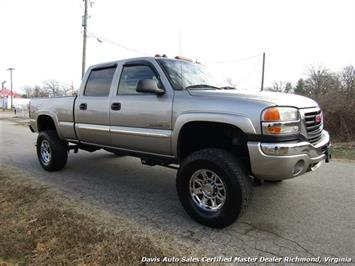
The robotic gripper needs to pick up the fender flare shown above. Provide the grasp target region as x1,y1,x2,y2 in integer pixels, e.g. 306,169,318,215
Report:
172,112,256,157
36,111,64,140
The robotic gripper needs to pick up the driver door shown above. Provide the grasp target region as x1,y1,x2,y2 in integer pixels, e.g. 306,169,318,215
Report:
109,61,173,155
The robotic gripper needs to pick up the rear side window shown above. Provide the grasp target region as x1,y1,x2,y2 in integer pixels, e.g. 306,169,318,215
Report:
84,66,116,96
117,65,159,95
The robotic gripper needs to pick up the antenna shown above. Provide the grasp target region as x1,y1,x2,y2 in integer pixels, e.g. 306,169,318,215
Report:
178,28,182,56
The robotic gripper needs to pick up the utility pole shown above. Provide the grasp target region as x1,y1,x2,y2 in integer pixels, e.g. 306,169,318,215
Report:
260,52,265,91
81,0,88,79
1,80,6,111
7,68,14,109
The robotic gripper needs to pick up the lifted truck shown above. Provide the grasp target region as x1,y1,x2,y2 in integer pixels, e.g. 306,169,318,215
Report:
29,56,331,228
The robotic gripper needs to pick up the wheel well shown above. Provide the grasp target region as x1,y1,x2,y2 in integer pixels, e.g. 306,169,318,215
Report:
177,121,250,169
37,115,56,132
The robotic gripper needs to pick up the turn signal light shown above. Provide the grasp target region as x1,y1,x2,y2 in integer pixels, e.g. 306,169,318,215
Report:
263,107,280,121
261,107,300,136
266,126,282,134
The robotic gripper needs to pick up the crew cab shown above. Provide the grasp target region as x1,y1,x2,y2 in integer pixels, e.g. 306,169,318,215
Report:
29,56,331,228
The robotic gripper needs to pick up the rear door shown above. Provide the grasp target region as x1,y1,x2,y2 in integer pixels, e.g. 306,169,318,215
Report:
109,60,173,155
75,65,117,146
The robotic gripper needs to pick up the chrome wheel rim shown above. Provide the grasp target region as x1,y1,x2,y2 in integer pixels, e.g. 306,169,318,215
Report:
40,140,51,165
189,169,226,212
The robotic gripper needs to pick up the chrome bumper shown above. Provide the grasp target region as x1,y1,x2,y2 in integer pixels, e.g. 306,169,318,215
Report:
247,130,331,181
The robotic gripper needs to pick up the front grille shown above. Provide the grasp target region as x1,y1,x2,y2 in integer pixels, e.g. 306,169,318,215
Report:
304,109,323,144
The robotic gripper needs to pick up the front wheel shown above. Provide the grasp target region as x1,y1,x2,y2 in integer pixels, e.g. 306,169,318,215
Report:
176,148,252,228
36,131,68,171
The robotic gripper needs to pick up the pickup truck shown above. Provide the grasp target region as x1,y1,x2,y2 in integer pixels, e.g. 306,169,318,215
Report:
29,56,332,228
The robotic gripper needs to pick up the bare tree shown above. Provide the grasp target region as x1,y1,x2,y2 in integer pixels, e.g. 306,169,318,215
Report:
43,79,77,96
304,65,340,97
294,78,308,96
288,65,355,141
339,65,355,96
61,83,71,96
61,82,77,96
22,80,77,98
23,85,49,97
43,79,62,97
23,86,34,98
267,81,292,93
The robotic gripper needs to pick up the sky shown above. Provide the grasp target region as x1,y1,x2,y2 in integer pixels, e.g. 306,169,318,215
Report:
1,0,355,93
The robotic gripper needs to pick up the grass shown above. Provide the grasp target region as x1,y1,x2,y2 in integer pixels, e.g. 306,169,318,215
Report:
332,142,355,160
0,167,172,265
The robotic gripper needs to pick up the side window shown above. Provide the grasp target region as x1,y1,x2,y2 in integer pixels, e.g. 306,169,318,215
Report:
84,66,116,96
117,65,159,95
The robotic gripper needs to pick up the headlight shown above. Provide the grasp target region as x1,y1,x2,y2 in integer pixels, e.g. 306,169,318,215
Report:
261,107,300,135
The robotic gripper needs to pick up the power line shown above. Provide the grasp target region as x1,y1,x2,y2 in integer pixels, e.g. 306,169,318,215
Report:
86,30,262,66
236,59,262,86
202,54,262,64
87,32,150,56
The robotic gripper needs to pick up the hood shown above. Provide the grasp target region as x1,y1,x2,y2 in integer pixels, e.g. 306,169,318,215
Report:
187,89,318,109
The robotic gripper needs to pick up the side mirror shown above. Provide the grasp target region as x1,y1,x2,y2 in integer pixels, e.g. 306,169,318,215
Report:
136,79,165,96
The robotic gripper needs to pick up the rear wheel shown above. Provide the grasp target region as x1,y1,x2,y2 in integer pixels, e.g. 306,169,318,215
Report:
176,148,252,228
36,131,68,171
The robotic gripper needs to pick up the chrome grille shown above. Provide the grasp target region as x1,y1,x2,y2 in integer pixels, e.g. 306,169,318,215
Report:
304,109,323,144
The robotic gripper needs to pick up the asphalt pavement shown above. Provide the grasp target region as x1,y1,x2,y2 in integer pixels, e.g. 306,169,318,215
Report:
0,115,354,264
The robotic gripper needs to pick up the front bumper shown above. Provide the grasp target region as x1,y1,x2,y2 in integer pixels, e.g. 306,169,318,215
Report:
247,130,331,181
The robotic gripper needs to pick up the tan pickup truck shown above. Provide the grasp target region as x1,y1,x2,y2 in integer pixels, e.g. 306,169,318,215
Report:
29,56,332,227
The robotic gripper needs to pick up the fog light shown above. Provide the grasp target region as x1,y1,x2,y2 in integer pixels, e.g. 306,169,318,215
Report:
293,160,305,176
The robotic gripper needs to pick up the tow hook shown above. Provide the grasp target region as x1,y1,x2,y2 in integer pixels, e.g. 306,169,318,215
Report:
325,144,332,163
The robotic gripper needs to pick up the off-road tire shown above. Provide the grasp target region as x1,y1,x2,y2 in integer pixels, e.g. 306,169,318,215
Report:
176,148,252,228
36,130,68,171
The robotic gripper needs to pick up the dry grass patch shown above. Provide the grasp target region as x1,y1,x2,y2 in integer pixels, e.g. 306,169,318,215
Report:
332,142,355,160
0,168,171,265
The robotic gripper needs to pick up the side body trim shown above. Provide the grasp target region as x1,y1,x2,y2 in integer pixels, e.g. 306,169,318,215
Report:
110,126,171,138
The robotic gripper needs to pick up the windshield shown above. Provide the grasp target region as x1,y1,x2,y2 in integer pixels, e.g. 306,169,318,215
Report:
158,59,231,90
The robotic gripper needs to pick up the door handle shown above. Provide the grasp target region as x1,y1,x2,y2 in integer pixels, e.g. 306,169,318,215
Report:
111,102,121,111
79,103,87,110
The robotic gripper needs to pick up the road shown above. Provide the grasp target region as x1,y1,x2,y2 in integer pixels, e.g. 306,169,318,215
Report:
0,116,354,263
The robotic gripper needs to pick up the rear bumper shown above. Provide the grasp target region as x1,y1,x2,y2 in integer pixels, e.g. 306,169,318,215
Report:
247,130,331,181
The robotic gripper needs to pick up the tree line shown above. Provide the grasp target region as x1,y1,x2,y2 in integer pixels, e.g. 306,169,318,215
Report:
23,79,77,98
22,65,354,142
267,65,355,141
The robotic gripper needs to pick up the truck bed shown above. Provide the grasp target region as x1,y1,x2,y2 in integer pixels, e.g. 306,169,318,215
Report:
30,96,77,140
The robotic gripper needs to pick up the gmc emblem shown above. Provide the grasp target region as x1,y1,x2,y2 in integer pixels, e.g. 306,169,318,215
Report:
315,114,322,124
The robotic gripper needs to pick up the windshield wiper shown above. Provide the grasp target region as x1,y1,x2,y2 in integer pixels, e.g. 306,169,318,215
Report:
185,84,220,90
219,86,237,90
